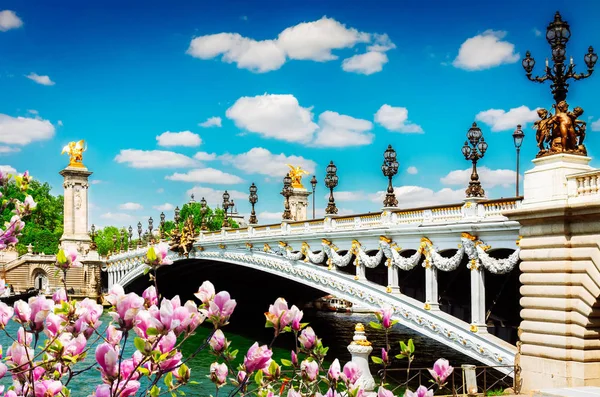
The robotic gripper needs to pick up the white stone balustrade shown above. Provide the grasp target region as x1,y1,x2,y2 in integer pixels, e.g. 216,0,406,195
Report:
567,169,600,201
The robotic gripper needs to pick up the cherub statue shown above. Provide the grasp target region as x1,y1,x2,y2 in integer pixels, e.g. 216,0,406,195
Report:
61,140,86,167
169,215,196,257
569,106,586,149
286,164,310,189
534,101,588,158
534,108,554,153
551,101,579,151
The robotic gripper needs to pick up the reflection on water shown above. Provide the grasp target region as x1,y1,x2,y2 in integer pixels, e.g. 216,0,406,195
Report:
0,311,480,396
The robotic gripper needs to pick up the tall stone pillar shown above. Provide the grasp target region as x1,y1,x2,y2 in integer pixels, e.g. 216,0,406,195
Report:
60,165,92,253
506,154,600,390
288,187,311,222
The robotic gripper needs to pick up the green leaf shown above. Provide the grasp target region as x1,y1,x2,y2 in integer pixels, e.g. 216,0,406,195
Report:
371,356,383,364
268,360,279,375
189,381,199,385
134,337,146,353
146,327,159,336
399,341,407,352
254,369,263,385
147,246,158,262
395,354,406,359
280,358,292,367
164,371,174,389
150,386,161,397
369,321,382,330
408,339,415,354
56,249,67,264
143,266,151,275
265,320,274,329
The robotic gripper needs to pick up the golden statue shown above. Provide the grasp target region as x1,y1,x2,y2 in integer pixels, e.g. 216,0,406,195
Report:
286,164,310,189
534,101,587,158
61,140,87,167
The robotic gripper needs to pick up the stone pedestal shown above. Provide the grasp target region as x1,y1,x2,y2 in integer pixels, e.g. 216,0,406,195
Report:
60,166,92,253
288,188,311,221
506,154,600,391
347,323,376,394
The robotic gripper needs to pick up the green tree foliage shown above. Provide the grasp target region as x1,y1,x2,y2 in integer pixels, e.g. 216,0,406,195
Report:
177,203,238,232
10,180,64,255
94,226,133,256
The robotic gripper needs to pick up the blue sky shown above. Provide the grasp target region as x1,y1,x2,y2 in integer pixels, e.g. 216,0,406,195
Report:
2,0,600,227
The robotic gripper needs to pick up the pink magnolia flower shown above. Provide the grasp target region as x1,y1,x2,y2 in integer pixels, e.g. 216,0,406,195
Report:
377,306,394,329
342,362,362,385
210,362,228,387
243,342,272,373
119,358,140,381
300,359,319,382
382,348,389,363
0,361,6,379
287,389,301,397
106,325,122,346
378,386,395,397
17,327,32,345
265,298,291,332
146,242,173,266
34,380,62,397
157,331,177,354
0,279,5,295
237,370,247,384
405,386,433,397
63,333,87,356
327,358,341,381
109,292,144,330
115,380,141,397
0,302,14,327
14,300,31,323
290,305,303,332
6,342,33,369
298,327,316,350
45,313,63,338
95,342,118,379
52,288,67,304
94,384,111,397
209,329,226,353
105,284,125,307
291,350,298,366
133,309,160,339
142,286,158,307
316,390,342,397
194,281,216,305
74,298,103,336
56,247,82,270
159,351,182,372
29,295,54,332
207,291,236,326
428,358,453,385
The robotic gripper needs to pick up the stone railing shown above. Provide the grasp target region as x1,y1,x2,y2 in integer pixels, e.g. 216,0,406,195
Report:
567,170,600,199
198,198,522,242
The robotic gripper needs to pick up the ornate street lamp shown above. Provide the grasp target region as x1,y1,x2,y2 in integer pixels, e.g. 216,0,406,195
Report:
381,144,399,207
128,225,133,249
222,191,231,229
148,217,154,244
324,161,338,215
90,224,97,250
137,221,142,247
462,122,488,198
248,183,258,225
190,193,195,204
200,197,208,231
160,212,165,240
310,175,317,219
229,199,235,217
522,12,597,103
174,206,180,224
281,174,293,220
513,125,525,197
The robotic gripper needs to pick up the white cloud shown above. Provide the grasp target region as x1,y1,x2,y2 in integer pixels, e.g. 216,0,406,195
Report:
342,51,388,75
114,149,198,169
369,185,466,207
153,203,175,212
57,120,64,126
475,106,539,131
156,188,165,193
312,111,373,147
0,114,55,145
156,131,202,147
101,212,134,221
257,211,284,222
26,73,55,86
407,166,418,175
119,202,143,210
533,28,542,37
0,10,23,32
453,30,519,71
220,147,316,177
0,146,20,154
374,105,423,133
226,94,318,143
325,191,367,202
166,168,244,184
186,186,246,207
90,180,103,185
0,165,16,175
440,166,516,188
199,117,222,128
194,151,217,161
27,109,38,115
590,119,600,132
187,17,393,74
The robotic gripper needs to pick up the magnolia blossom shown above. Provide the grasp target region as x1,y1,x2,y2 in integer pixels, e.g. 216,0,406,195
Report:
146,242,173,267
300,359,319,382
52,288,67,304
377,306,394,329
210,362,228,386
194,281,215,304
74,298,103,336
95,342,119,379
328,358,341,381
207,291,236,327
142,286,158,307
291,350,298,367
265,298,290,332
209,329,226,353
342,361,362,385
382,348,389,363
287,389,301,397
14,300,31,323
298,327,316,350
0,279,5,295
428,358,453,385
378,386,395,397
405,386,434,397
29,295,54,332
33,380,63,397
243,342,272,373
55,247,82,270
0,302,13,328
108,288,144,330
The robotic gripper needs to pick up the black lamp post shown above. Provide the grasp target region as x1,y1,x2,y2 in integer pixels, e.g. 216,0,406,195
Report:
310,175,317,219
462,122,488,198
222,191,231,229
90,224,97,250
128,225,133,249
160,212,165,240
324,161,339,215
137,221,142,247
174,206,180,224
381,145,399,207
148,217,154,244
249,183,258,225
522,12,597,104
281,174,293,220
513,125,525,197
200,197,208,231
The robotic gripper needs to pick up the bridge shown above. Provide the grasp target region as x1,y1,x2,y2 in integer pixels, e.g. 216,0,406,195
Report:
105,197,523,373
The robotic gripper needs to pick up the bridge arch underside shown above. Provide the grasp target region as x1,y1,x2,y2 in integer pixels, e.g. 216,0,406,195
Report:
121,251,517,373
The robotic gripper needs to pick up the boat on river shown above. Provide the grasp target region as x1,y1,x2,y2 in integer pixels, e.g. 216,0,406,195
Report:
0,288,39,304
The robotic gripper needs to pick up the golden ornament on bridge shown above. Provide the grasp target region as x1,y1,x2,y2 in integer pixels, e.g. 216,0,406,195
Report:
286,164,310,189
61,140,87,168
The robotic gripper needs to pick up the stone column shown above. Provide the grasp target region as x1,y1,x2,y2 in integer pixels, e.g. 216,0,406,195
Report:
506,154,600,390
347,323,375,393
386,259,400,294
288,187,311,221
60,165,92,252
424,264,439,310
470,265,486,331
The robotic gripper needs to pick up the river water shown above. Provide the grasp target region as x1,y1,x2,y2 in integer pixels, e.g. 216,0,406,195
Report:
0,310,476,396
